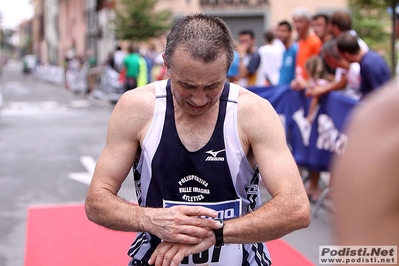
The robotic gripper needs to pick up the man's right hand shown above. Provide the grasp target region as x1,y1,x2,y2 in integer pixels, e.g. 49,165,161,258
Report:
236,43,248,58
144,205,222,244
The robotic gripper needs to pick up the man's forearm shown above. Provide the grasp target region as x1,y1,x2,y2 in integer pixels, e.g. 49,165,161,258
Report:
85,189,223,244
85,188,146,232
223,196,310,244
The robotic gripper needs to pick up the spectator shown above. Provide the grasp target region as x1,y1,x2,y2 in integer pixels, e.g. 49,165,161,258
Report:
107,51,115,70
312,13,333,44
140,43,158,83
277,20,298,86
272,29,286,63
304,39,361,201
153,32,169,81
312,13,335,75
304,55,333,123
236,29,261,87
330,10,368,51
85,49,98,94
258,30,283,86
289,8,325,202
291,7,322,89
114,44,127,73
337,32,391,98
227,41,240,83
303,12,360,198
333,81,399,247
137,55,149,87
122,44,148,91
65,55,84,92
307,39,361,99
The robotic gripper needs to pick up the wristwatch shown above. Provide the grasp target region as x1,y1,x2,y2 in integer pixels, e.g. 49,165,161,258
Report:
213,219,224,247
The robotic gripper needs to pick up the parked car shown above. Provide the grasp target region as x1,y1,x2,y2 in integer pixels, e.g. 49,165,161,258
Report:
23,54,38,73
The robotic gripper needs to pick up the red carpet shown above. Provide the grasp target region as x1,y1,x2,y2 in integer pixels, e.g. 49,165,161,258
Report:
25,204,314,266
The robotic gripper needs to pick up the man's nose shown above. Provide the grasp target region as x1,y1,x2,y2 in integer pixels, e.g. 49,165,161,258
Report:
191,89,208,106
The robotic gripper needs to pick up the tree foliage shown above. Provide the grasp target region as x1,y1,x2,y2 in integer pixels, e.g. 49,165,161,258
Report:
348,0,399,72
113,0,173,42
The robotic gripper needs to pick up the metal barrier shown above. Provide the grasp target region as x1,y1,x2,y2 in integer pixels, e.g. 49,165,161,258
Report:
34,65,65,85
33,63,124,103
65,65,89,93
90,65,124,103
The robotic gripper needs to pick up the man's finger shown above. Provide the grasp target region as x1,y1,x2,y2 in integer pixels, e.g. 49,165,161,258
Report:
179,205,218,218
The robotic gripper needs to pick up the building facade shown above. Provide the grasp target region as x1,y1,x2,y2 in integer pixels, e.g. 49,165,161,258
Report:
58,0,86,64
157,0,347,47
31,0,347,66
44,0,58,65
31,0,44,60
96,0,118,65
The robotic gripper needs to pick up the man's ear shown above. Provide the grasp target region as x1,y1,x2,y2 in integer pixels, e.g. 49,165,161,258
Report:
162,53,168,68
162,53,169,73
343,52,353,61
338,51,348,61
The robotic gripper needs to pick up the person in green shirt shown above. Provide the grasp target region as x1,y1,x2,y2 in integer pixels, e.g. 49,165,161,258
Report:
85,49,98,93
123,44,148,91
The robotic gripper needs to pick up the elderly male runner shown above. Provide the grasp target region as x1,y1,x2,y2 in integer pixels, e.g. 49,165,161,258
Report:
85,13,310,266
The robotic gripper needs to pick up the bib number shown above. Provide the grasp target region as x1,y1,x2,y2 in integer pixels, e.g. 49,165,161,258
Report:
163,199,243,265
181,246,221,264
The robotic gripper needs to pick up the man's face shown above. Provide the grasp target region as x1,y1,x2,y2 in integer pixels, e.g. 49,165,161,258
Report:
166,47,227,116
331,24,341,38
293,16,310,38
238,33,255,54
339,51,354,63
312,17,330,40
276,25,291,44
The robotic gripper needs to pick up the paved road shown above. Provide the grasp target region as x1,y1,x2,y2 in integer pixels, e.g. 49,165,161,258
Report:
0,60,334,266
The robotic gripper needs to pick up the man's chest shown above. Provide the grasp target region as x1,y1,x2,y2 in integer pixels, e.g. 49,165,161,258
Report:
175,114,218,152
177,126,214,152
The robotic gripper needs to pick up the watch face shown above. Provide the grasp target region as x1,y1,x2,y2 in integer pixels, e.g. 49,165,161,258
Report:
216,219,224,227
213,219,224,247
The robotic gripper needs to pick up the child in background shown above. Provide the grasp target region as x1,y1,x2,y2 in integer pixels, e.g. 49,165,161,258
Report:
304,55,333,122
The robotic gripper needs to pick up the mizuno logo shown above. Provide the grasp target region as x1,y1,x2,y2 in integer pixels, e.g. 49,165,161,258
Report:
205,149,225,161
205,149,225,157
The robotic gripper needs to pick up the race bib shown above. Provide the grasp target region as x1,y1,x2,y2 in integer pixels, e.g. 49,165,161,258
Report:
163,199,243,266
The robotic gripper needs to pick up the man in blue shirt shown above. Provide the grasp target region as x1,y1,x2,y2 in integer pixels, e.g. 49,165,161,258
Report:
336,32,391,98
276,21,298,86
236,29,261,87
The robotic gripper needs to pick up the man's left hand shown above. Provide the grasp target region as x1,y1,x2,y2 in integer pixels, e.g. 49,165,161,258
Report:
148,236,215,266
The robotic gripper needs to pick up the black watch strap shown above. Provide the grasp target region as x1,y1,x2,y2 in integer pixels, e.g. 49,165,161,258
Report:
213,219,224,247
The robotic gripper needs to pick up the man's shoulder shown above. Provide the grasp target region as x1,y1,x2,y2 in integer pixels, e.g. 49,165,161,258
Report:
249,50,260,59
310,34,322,43
286,42,298,53
235,86,280,137
361,51,386,67
364,50,380,59
303,34,322,47
111,84,157,143
236,86,271,110
119,83,157,109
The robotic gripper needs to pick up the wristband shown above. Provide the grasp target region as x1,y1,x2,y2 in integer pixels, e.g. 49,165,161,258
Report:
212,219,224,247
